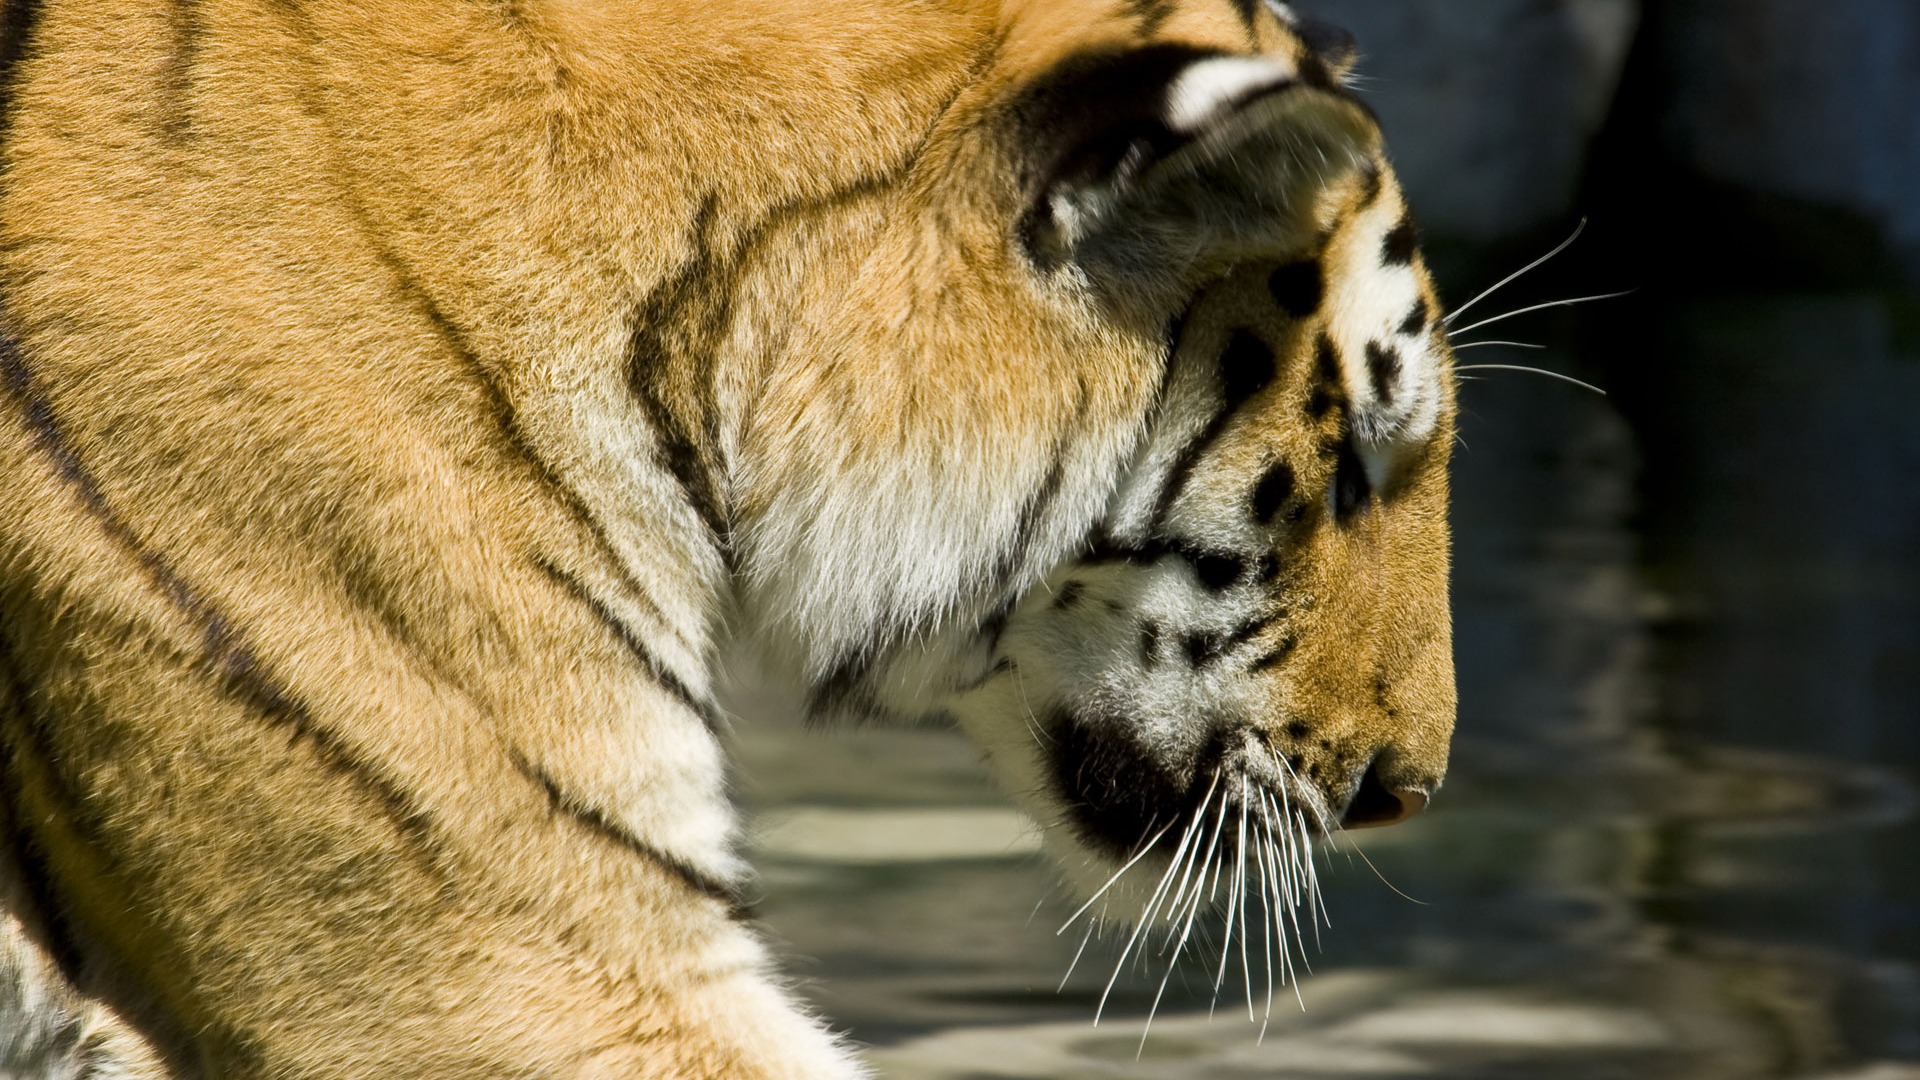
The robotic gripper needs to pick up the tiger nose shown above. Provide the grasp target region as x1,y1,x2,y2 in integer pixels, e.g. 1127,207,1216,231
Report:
1338,758,1430,830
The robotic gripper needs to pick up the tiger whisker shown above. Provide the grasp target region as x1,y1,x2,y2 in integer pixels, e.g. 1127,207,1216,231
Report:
1444,217,1587,327
1202,782,1232,905
1303,812,1329,939
1059,906,1100,991
1251,813,1275,1039
1269,787,1317,977
1262,790,1307,1010
1156,789,1220,955
1057,821,1172,934
1264,790,1309,974
1454,362,1606,397
1449,339,1545,350
1339,832,1429,906
1094,830,1186,1023
1236,788,1255,1023
1095,773,1215,1024
1447,289,1635,339
1210,783,1245,996
1138,803,1218,1056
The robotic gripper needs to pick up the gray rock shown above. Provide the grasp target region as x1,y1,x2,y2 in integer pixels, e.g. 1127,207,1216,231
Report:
1656,0,1920,260
1300,0,1640,242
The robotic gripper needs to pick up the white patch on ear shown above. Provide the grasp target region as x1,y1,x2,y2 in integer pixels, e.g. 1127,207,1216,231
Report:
1264,0,1299,24
1163,57,1297,134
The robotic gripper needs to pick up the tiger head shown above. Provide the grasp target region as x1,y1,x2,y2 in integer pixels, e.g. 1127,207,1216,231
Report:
727,0,1456,931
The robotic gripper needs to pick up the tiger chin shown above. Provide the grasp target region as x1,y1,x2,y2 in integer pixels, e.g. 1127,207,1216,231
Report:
0,0,1454,1076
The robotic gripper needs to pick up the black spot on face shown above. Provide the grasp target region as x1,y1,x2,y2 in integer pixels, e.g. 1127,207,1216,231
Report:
1381,215,1421,267
1139,621,1162,666
1284,720,1313,740
1220,329,1277,410
1190,552,1245,591
1184,631,1218,668
1332,441,1371,521
1252,460,1295,524
1307,333,1341,418
1398,296,1431,337
1364,340,1402,405
1266,261,1323,319
1182,616,1271,669
1053,580,1086,610
1257,554,1282,583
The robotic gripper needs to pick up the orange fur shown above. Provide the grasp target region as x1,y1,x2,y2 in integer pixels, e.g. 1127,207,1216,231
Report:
0,0,1455,1075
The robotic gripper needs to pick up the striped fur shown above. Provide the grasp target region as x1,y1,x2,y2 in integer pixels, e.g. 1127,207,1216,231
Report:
0,0,1454,1075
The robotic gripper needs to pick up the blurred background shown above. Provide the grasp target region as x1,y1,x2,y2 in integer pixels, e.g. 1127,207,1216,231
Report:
732,3,1920,1076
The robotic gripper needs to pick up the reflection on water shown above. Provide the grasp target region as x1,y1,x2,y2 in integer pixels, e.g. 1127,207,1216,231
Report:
731,290,1920,1078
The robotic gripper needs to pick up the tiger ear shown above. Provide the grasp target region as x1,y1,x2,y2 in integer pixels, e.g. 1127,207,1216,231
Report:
1016,44,1380,289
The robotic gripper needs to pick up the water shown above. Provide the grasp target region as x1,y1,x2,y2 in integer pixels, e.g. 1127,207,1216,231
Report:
730,288,1920,1079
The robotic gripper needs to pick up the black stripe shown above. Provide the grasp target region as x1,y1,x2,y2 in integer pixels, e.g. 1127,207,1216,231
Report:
624,176,898,570
264,38,688,656
626,196,731,550
1398,296,1431,337
1151,328,1275,528
1182,613,1273,669
0,626,201,1077
160,0,202,143
1227,0,1261,39
1364,339,1401,405
511,754,747,919
0,334,441,861
806,648,877,720
1381,214,1421,267
1124,0,1176,34
1356,160,1384,207
329,179,687,657
989,384,1082,593
0,622,92,980
531,557,720,735
0,0,45,148
1251,459,1295,525
1248,632,1298,672
1306,331,1342,419
1078,529,1255,594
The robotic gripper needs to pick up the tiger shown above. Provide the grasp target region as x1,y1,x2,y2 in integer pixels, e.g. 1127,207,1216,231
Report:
0,0,1456,1075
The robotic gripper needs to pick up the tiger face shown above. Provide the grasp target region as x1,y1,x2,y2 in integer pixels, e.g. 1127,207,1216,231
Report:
728,0,1456,934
